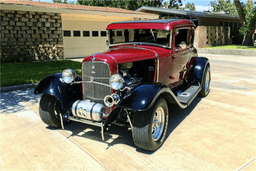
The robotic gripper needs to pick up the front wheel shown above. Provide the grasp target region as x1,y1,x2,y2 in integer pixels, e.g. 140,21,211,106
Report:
39,94,62,128
132,97,169,151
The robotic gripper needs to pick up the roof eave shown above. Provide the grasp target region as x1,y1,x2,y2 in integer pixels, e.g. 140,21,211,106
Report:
137,6,240,20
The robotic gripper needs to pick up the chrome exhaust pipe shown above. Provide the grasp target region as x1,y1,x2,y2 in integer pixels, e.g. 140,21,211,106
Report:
104,94,120,107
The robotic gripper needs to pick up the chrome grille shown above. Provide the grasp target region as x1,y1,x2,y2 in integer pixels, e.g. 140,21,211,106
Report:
82,61,111,102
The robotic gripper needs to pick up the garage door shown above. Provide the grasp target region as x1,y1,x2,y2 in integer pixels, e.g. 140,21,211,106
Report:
62,14,134,58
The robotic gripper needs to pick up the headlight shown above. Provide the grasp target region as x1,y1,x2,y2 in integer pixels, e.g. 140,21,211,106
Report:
109,74,124,90
62,69,76,84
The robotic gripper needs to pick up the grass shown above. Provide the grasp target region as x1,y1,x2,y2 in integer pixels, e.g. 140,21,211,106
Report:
1,60,82,87
206,45,256,50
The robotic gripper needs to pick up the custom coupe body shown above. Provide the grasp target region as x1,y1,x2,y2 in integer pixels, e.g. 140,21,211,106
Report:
35,19,211,151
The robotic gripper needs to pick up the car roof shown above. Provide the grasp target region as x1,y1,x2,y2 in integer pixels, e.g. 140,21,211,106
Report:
106,19,195,30
111,19,179,24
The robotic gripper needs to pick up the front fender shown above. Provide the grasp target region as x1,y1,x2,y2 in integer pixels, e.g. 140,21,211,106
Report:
34,73,83,114
118,83,186,111
34,73,63,103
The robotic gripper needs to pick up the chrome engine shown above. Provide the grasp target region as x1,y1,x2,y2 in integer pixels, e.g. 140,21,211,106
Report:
72,100,105,121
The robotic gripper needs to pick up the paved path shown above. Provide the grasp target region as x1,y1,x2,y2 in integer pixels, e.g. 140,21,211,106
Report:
1,54,255,170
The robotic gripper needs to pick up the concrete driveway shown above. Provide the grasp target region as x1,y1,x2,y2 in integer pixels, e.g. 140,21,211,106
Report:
1,54,255,170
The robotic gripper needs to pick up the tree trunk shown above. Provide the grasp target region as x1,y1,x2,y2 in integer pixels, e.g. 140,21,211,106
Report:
248,0,253,6
242,29,255,46
234,0,246,25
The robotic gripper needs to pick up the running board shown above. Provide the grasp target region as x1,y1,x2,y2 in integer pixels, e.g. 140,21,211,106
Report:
176,85,201,106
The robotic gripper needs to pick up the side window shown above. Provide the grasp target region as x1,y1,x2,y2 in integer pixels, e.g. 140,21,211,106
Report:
175,29,189,49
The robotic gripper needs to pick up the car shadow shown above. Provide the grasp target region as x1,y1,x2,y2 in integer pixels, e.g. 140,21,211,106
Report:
57,97,202,153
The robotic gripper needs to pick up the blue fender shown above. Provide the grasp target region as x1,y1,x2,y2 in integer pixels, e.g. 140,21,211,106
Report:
192,57,210,83
34,73,83,114
118,83,187,111
34,73,63,103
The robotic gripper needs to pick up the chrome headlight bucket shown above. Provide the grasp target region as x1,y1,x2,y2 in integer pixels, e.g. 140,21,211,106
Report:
109,74,124,90
62,69,77,84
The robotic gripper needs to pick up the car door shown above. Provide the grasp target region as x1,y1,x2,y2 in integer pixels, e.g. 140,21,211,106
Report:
170,27,192,88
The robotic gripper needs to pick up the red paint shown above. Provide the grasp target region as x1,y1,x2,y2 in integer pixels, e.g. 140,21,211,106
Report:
106,20,195,30
83,45,170,66
82,19,197,90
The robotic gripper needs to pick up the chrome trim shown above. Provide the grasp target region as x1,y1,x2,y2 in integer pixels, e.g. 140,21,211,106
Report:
60,113,64,129
157,57,159,82
82,61,112,101
102,53,118,69
68,116,102,127
109,42,171,49
83,76,109,79
127,114,133,130
170,30,173,48
71,81,111,87
83,81,111,87
91,103,106,121
92,52,100,60
71,100,105,121
85,96,104,101
101,122,104,140
104,93,120,107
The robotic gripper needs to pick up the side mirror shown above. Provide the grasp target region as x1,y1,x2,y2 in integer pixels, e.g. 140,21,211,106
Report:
106,40,110,46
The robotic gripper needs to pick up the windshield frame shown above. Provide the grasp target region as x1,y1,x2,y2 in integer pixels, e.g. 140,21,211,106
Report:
108,29,173,49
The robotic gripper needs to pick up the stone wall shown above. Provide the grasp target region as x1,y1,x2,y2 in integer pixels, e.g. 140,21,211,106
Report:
0,10,64,61
194,26,231,48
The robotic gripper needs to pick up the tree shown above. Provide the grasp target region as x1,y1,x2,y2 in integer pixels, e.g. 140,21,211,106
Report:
210,0,237,15
76,0,163,11
182,2,195,11
234,0,256,46
211,0,255,46
168,0,182,9
53,0,68,3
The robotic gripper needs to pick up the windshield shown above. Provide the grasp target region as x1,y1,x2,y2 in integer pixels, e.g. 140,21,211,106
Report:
109,29,171,47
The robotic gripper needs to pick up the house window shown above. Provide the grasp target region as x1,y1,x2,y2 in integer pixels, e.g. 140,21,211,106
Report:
63,30,71,37
83,31,90,37
73,30,81,37
101,31,107,37
92,31,99,37
224,22,229,27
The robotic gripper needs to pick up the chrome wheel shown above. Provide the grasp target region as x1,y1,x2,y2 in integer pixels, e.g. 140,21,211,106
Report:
132,97,168,151
152,106,165,141
205,69,210,91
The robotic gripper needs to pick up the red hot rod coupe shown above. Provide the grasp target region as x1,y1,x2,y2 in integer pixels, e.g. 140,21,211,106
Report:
35,19,211,151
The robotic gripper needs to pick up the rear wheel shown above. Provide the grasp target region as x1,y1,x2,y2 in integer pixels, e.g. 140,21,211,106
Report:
199,65,211,97
39,94,61,128
132,97,168,151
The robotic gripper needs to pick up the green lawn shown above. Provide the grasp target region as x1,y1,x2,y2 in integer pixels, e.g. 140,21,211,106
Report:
1,60,82,87
206,45,256,50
